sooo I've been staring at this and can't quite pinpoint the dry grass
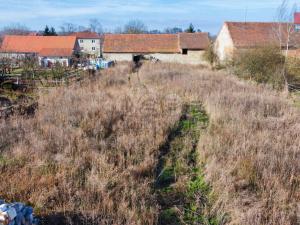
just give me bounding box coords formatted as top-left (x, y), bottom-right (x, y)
top-left (0, 64), bottom-right (183, 224)
top-left (0, 62), bottom-right (299, 225)
top-left (140, 63), bottom-right (300, 225)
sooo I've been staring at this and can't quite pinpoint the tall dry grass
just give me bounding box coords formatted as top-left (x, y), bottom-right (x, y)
top-left (140, 62), bottom-right (300, 225)
top-left (0, 64), bottom-right (183, 224)
top-left (0, 62), bottom-right (299, 225)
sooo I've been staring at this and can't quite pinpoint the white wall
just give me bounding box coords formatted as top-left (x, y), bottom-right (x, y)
top-left (39, 57), bottom-right (70, 67)
top-left (103, 53), bottom-right (133, 62)
top-left (152, 51), bottom-right (207, 65)
top-left (104, 50), bottom-right (208, 65)
top-left (214, 23), bottom-right (235, 62)
top-left (78, 38), bottom-right (101, 56)
top-left (0, 52), bottom-right (30, 59)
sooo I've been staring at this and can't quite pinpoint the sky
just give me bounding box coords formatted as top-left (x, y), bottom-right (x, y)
top-left (0, 0), bottom-right (298, 34)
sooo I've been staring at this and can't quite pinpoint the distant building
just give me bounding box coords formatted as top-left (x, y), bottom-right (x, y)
top-left (215, 14), bottom-right (300, 62)
top-left (103, 33), bottom-right (210, 65)
top-left (0, 35), bottom-right (79, 67)
top-left (71, 31), bottom-right (101, 57)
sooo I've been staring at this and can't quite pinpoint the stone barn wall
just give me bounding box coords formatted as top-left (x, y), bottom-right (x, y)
top-left (104, 50), bottom-right (208, 65)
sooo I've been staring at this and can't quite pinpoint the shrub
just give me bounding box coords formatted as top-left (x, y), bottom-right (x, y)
top-left (232, 45), bottom-right (285, 89)
top-left (203, 42), bottom-right (219, 68)
top-left (286, 56), bottom-right (300, 84)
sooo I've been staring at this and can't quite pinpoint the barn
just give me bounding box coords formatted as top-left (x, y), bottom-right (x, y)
top-left (215, 17), bottom-right (300, 62)
top-left (103, 33), bottom-right (210, 65)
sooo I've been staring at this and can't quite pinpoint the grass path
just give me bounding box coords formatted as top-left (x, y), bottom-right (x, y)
top-left (155, 103), bottom-right (218, 225)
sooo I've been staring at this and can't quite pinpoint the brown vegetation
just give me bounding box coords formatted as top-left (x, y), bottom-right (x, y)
top-left (0, 62), bottom-right (299, 225)
top-left (232, 45), bottom-right (300, 90)
top-left (140, 63), bottom-right (300, 224)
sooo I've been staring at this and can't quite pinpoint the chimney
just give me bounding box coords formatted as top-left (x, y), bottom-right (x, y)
top-left (294, 12), bottom-right (300, 31)
top-left (295, 12), bottom-right (300, 24)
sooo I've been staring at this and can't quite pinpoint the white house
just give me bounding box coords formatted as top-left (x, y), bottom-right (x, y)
top-left (71, 32), bottom-right (101, 57)
top-left (0, 35), bottom-right (79, 67)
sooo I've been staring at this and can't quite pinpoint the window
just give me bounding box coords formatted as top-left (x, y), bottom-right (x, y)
top-left (80, 40), bottom-right (84, 43)
top-left (92, 47), bottom-right (96, 51)
top-left (92, 40), bottom-right (95, 43)
top-left (182, 49), bottom-right (188, 55)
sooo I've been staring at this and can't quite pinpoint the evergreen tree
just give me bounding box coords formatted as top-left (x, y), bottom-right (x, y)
top-left (185, 23), bottom-right (195, 33)
top-left (43, 25), bottom-right (50, 36)
top-left (43, 25), bottom-right (57, 36)
top-left (50, 27), bottom-right (57, 36)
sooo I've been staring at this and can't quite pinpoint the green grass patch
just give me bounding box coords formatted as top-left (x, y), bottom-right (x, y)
top-left (156, 167), bottom-right (176, 188)
top-left (155, 104), bottom-right (218, 225)
top-left (158, 208), bottom-right (181, 225)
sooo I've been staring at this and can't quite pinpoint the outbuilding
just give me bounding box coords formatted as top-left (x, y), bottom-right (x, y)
top-left (215, 17), bottom-right (300, 62)
top-left (0, 35), bottom-right (79, 67)
top-left (103, 33), bottom-right (210, 65)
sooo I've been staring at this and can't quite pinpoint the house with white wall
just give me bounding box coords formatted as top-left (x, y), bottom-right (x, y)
top-left (71, 31), bottom-right (101, 57)
top-left (0, 35), bottom-right (79, 67)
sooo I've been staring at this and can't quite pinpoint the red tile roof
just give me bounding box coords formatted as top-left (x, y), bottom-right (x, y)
top-left (103, 33), bottom-right (209, 53)
top-left (104, 34), bottom-right (180, 53)
top-left (0, 35), bottom-right (77, 57)
top-left (71, 31), bottom-right (100, 39)
top-left (39, 48), bottom-right (74, 57)
top-left (226, 22), bottom-right (300, 48)
top-left (179, 33), bottom-right (210, 49)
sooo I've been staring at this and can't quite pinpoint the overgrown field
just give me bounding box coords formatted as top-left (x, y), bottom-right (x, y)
top-left (0, 63), bottom-right (299, 225)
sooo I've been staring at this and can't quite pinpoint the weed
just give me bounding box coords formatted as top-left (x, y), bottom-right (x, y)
top-left (158, 208), bottom-right (181, 225)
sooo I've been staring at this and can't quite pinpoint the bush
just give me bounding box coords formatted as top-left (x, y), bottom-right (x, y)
top-left (286, 56), bottom-right (300, 84)
top-left (232, 46), bottom-right (285, 89)
top-left (203, 42), bottom-right (219, 68)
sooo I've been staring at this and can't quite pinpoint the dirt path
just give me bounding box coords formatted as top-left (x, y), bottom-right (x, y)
top-left (155, 103), bottom-right (218, 225)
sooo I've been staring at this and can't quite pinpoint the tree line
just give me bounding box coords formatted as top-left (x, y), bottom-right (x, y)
top-left (0, 19), bottom-right (200, 38)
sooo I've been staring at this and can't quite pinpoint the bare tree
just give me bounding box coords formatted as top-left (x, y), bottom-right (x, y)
top-left (89, 19), bottom-right (103, 34)
top-left (274, 0), bottom-right (297, 92)
top-left (0, 58), bottom-right (12, 75)
top-left (114, 26), bottom-right (123, 34)
top-left (1, 23), bottom-right (30, 35)
top-left (78, 26), bottom-right (88, 32)
top-left (51, 62), bottom-right (66, 80)
top-left (164, 27), bottom-right (183, 34)
top-left (60, 23), bottom-right (78, 35)
top-left (124, 20), bottom-right (147, 34)
top-left (22, 55), bottom-right (39, 79)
